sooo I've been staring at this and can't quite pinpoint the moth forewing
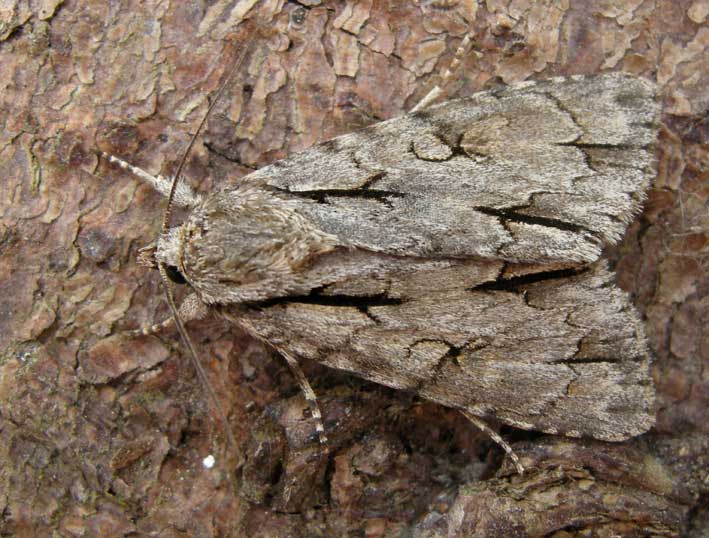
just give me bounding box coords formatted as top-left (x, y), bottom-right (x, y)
top-left (157, 73), bottom-right (658, 457)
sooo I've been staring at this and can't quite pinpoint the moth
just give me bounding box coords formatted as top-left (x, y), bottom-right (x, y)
top-left (109, 70), bottom-right (659, 473)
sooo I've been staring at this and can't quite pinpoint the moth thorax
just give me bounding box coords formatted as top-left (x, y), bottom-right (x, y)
top-left (178, 189), bottom-right (338, 297)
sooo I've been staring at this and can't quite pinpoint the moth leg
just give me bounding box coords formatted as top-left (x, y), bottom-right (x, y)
top-left (130, 292), bottom-right (209, 336)
top-left (279, 350), bottom-right (329, 448)
top-left (411, 31), bottom-right (477, 113)
top-left (461, 411), bottom-right (525, 475)
top-left (101, 152), bottom-right (202, 208)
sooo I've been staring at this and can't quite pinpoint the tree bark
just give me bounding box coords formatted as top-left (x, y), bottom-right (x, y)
top-left (0, 1), bottom-right (706, 536)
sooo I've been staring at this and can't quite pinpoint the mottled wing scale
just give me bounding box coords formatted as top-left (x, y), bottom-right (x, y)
top-left (215, 73), bottom-right (659, 440)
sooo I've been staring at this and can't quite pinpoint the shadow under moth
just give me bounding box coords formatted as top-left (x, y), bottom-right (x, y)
top-left (111, 71), bottom-right (659, 473)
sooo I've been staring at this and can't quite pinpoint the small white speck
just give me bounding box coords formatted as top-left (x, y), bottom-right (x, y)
top-left (202, 455), bottom-right (215, 469)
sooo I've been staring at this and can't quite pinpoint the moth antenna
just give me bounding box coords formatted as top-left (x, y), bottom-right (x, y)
top-left (157, 27), bottom-right (253, 458)
top-left (411, 28), bottom-right (477, 112)
top-left (129, 293), bottom-right (208, 337)
top-left (161, 40), bottom-right (250, 232)
top-left (279, 350), bottom-right (328, 448)
top-left (461, 411), bottom-right (525, 475)
top-left (159, 266), bottom-right (237, 452)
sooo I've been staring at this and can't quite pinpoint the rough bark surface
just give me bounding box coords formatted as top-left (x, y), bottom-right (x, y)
top-left (0, 1), bottom-right (706, 537)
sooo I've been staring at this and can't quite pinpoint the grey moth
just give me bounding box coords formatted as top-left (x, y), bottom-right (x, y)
top-left (116, 72), bottom-right (659, 470)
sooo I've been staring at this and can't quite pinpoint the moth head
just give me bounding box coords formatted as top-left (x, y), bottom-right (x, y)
top-left (138, 235), bottom-right (188, 286)
top-left (137, 242), bottom-right (158, 269)
top-left (152, 225), bottom-right (189, 282)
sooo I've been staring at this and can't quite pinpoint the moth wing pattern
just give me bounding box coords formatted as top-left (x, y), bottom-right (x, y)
top-left (249, 72), bottom-right (658, 261)
top-left (230, 260), bottom-right (654, 441)
top-left (186, 73), bottom-right (658, 441)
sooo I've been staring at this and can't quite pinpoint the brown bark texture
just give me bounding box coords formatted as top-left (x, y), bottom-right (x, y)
top-left (0, 1), bottom-right (707, 537)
